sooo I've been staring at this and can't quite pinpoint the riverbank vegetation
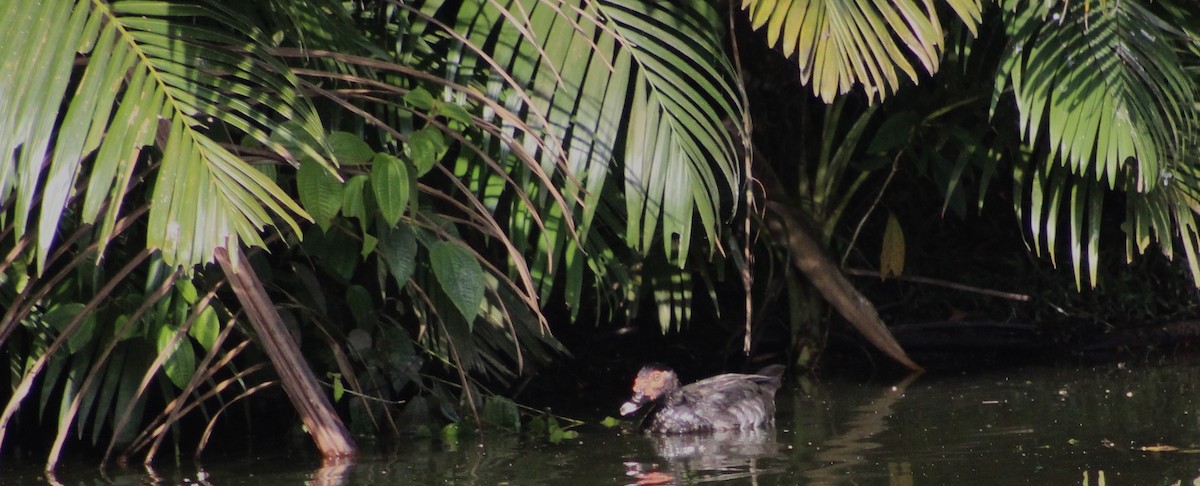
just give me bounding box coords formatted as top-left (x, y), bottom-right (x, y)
top-left (4, 0), bottom-right (1200, 468)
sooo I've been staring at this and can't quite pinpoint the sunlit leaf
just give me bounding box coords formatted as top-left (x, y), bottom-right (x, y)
top-left (157, 324), bottom-right (196, 389)
top-left (332, 374), bottom-right (345, 402)
top-left (880, 213), bottom-right (905, 279)
top-left (1, 0), bottom-right (332, 272)
top-left (188, 306), bottom-right (220, 352)
top-left (742, 0), bottom-right (983, 103)
top-left (996, 2), bottom-right (1194, 191)
top-left (174, 280), bottom-right (199, 305)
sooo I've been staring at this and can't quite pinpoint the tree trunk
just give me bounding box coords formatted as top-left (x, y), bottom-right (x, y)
top-left (215, 247), bottom-right (357, 458)
top-left (754, 159), bottom-right (922, 371)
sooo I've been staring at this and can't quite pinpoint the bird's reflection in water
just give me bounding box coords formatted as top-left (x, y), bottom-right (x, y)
top-left (625, 428), bottom-right (781, 485)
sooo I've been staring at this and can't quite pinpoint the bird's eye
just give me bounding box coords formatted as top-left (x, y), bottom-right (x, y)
top-left (650, 371), bottom-right (663, 382)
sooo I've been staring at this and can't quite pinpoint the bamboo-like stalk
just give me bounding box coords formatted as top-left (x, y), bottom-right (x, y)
top-left (215, 247), bottom-right (357, 458)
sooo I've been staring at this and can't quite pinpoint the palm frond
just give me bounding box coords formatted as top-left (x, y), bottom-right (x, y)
top-left (403, 0), bottom-right (745, 267)
top-left (997, 1), bottom-right (1200, 286)
top-left (995, 1), bottom-right (1195, 191)
top-left (742, 0), bottom-right (984, 103)
top-left (0, 0), bottom-right (333, 273)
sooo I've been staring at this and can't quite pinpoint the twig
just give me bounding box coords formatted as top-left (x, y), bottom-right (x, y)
top-left (842, 151), bottom-right (902, 267)
top-left (843, 268), bottom-right (1031, 301)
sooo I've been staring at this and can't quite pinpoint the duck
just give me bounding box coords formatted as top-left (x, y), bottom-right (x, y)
top-left (619, 364), bottom-right (785, 434)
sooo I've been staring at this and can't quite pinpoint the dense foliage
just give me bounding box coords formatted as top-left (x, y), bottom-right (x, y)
top-left (3, 0), bottom-right (1200, 468)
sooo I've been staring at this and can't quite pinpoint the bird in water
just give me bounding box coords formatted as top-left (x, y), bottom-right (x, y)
top-left (619, 364), bottom-right (785, 434)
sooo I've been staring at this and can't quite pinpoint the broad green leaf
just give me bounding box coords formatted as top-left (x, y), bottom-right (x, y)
top-left (379, 223), bottom-right (418, 287)
top-left (867, 111), bottom-right (920, 155)
top-left (43, 303), bottom-right (92, 354)
top-left (371, 153), bottom-right (411, 227)
top-left (407, 127), bottom-right (445, 177)
top-left (297, 158), bottom-right (344, 230)
top-left (157, 324), bottom-right (196, 389)
top-left (332, 374), bottom-right (345, 402)
top-left (174, 279), bottom-right (198, 305)
top-left (328, 131), bottom-right (374, 165)
top-left (441, 423), bottom-right (459, 444)
top-left (342, 174), bottom-right (369, 224)
top-left (188, 306), bottom-right (220, 352)
top-left (361, 233), bottom-right (378, 259)
top-left (404, 88), bottom-right (434, 110)
top-left (346, 285), bottom-right (375, 330)
top-left (303, 226), bottom-right (359, 280)
top-left (482, 396), bottom-right (520, 431)
top-left (429, 241), bottom-right (485, 324)
top-left (435, 102), bottom-right (472, 126)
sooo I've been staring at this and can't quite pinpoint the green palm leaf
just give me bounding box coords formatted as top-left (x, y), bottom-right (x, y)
top-left (997, 1), bottom-right (1200, 286)
top-left (384, 0), bottom-right (746, 328)
top-left (996, 1), bottom-right (1194, 190)
top-left (0, 0), bottom-right (332, 272)
top-left (408, 0), bottom-right (744, 266)
top-left (742, 0), bottom-right (983, 102)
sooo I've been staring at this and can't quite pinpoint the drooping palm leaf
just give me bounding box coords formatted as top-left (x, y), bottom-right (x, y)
top-left (995, 1), bottom-right (1194, 191)
top-left (377, 0), bottom-right (746, 332)
top-left (403, 0), bottom-right (745, 268)
top-left (996, 1), bottom-right (1200, 286)
top-left (742, 0), bottom-right (984, 103)
top-left (0, 0), bottom-right (334, 273)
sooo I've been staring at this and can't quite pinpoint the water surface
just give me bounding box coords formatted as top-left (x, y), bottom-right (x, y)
top-left (8, 357), bottom-right (1200, 484)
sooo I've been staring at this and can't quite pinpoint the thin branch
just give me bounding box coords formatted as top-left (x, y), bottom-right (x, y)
top-left (842, 267), bottom-right (1032, 302)
top-left (841, 151), bottom-right (902, 267)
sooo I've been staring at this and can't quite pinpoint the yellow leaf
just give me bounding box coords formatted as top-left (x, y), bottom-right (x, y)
top-left (880, 213), bottom-right (905, 279)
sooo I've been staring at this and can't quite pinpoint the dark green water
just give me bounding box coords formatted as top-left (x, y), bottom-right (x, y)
top-left (7, 358), bottom-right (1200, 484)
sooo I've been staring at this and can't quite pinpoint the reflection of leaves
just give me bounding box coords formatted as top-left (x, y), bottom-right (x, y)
top-left (600, 416), bottom-right (622, 428)
top-left (528, 416), bottom-right (547, 435)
